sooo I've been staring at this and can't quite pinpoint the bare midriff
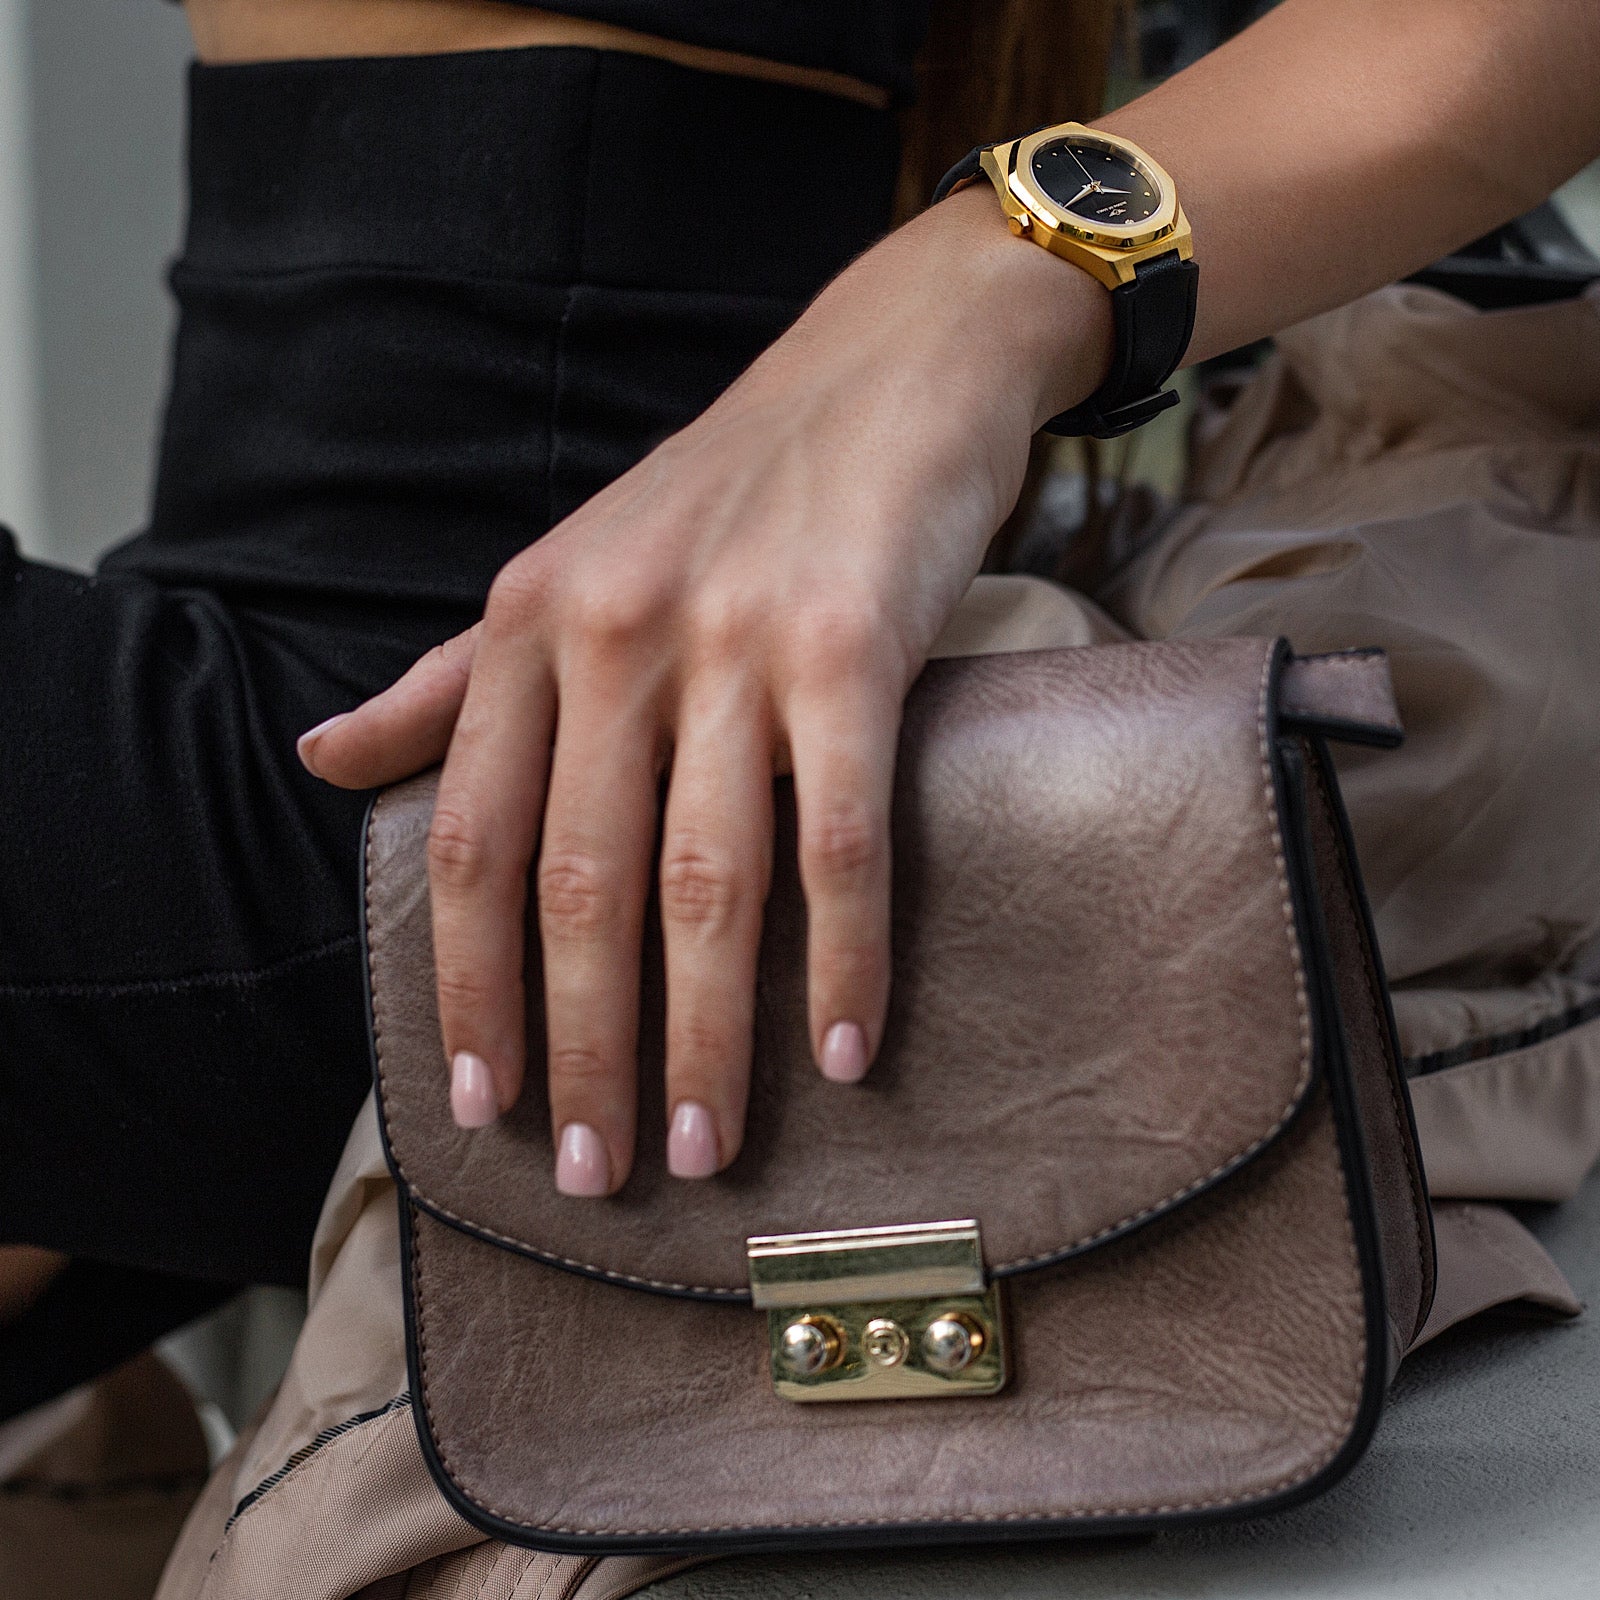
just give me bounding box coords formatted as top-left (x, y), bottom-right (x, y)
top-left (182, 0), bottom-right (891, 107)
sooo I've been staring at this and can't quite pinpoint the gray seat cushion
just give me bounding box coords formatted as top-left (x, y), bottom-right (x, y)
top-left (647, 1172), bottom-right (1597, 1600)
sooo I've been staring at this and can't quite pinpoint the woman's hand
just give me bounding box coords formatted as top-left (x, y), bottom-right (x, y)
top-left (299, 187), bottom-right (1109, 1194)
top-left (299, 0), bottom-right (1600, 1195)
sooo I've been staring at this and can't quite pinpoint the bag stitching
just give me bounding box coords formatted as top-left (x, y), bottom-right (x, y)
top-left (407, 1115), bottom-right (1370, 1535)
top-left (397, 641), bottom-right (1369, 1538)
top-left (1279, 651), bottom-right (1399, 730)
top-left (373, 642), bottom-right (1321, 1294)
top-left (994, 644), bottom-right (1313, 1273)
top-left (403, 1196), bottom-right (745, 1298)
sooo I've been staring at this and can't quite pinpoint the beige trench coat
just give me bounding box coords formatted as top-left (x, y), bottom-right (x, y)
top-left (153, 283), bottom-right (1600, 1599)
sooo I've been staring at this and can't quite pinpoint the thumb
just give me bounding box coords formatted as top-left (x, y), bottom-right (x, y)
top-left (298, 624), bottom-right (480, 789)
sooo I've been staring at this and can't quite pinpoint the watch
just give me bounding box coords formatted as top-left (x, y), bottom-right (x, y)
top-left (934, 123), bottom-right (1197, 440)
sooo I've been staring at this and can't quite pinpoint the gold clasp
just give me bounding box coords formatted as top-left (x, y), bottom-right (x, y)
top-left (746, 1220), bottom-right (1007, 1403)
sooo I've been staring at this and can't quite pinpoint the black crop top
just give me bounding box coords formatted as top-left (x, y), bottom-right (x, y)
top-left (528, 2), bottom-right (932, 99)
top-left (179, 2), bottom-right (935, 103)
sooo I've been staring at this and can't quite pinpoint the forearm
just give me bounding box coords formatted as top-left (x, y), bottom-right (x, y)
top-left (308, 1), bottom-right (1600, 1189)
top-left (866, 0), bottom-right (1600, 432)
top-left (1101, 0), bottom-right (1600, 366)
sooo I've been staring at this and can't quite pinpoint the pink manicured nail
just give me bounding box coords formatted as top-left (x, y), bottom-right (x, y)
top-left (449, 1051), bottom-right (499, 1128)
top-left (296, 712), bottom-right (348, 765)
top-left (820, 1021), bottom-right (868, 1083)
top-left (556, 1123), bottom-right (611, 1197)
top-left (667, 1101), bottom-right (720, 1180)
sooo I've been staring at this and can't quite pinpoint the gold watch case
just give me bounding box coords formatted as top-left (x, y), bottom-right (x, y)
top-left (977, 122), bottom-right (1192, 289)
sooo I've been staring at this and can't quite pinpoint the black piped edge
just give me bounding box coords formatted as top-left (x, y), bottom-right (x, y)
top-left (1293, 733), bottom-right (1437, 1343)
top-left (403, 1187), bottom-right (751, 1304)
top-left (370, 639), bottom-right (1402, 1557)
top-left (1280, 711), bottom-right (1404, 751)
top-left (363, 663), bottom-right (1330, 1305)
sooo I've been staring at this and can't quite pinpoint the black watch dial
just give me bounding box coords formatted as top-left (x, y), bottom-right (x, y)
top-left (1030, 138), bottom-right (1162, 227)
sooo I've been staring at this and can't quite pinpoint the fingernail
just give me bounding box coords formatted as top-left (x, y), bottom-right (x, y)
top-left (450, 1051), bottom-right (499, 1128)
top-left (667, 1100), bottom-right (720, 1180)
top-left (820, 1021), bottom-right (868, 1083)
top-left (296, 712), bottom-right (348, 765)
top-left (556, 1123), bottom-right (611, 1197)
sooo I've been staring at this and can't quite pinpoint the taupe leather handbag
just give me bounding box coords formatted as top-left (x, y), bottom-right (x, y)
top-left (363, 637), bottom-right (1434, 1556)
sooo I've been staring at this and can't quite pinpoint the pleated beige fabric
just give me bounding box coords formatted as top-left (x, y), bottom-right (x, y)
top-left (1105, 281), bottom-right (1600, 1329)
top-left (154, 1105), bottom-right (709, 1600)
top-left (157, 282), bottom-right (1598, 1599)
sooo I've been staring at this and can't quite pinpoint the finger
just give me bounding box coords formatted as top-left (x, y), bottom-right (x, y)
top-left (299, 624), bottom-right (480, 788)
top-left (539, 685), bottom-right (662, 1198)
top-left (658, 677), bottom-right (773, 1179)
top-left (427, 619), bottom-right (552, 1126)
top-left (785, 674), bottom-right (899, 1084)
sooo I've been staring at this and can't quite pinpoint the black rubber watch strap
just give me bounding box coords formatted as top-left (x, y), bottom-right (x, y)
top-left (932, 143), bottom-right (1198, 440)
top-left (1042, 250), bottom-right (1199, 439)
top-left (931, 146), bottom-right (986, 203)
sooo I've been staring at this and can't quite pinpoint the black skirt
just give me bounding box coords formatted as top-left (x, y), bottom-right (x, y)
top-left (0, 44), bottom-right (898, 1416)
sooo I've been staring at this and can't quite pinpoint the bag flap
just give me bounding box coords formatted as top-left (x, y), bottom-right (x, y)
top-left (367, 637), bottom-right (1332, 1298)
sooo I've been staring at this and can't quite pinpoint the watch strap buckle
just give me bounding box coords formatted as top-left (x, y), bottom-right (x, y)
top-left (1043, 384), bottom-right (1181, 440)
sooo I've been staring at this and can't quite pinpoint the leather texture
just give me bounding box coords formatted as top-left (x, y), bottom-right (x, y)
top-left (1279, 650), bottom-right (1404, 747)
top-left (1288, 738), bottom-right (1435, 1368)
top-left (363, 638), bottom-right (1430, 1552)
top-left (637, 1170), bottom-right (1600, 1600)
top-left (379, 640), bottom-right (1314, 1294)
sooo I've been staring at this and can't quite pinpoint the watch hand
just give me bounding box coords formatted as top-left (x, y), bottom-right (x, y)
top-left (1097, 187), bottom-right (1132, 195)
top-left (1066, 145), bottom-right (1095, 185)
top-left (1065, 182), bottom-right (1096, 207)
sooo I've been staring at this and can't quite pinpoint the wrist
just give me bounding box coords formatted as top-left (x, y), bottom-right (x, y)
top-left (754, 183), bottom-right (1114, 441)
top-left (908, 183), bottom-right (1115, 432)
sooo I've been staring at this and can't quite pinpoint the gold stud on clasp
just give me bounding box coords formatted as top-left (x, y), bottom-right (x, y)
top-left (921, 1311), bottom-right (986, 1373)
top-left (746, 1220), bottom-right (1008, 1403)
top-left (776, 1314), bottom-right (844, 1378)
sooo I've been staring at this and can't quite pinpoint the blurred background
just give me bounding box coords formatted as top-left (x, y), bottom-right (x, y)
top-left (0, 0), bottom-right (303, 1450)
top-left (0, 0), bottom-right (189, 569)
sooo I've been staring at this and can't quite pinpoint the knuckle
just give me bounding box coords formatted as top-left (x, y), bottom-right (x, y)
top-left (659, 842), bottom-right (743, 932)
top-left (669, 1013), bottom-right (738, 1071)
top-left (687, 588), bottom-right (760, 662)
top-left (537, 849), bottom-right (620, 938)
top-left (811, 934), bottom-right (886, 991)
top-left (546, 1043), bottom-right (617, 1092)
top-left (791, 602), bottom-right (888, 687)
top-left (435, 963), bottom-right (498, 1017)
top-left (802, 800), bottom-right (884, 883)
top-left (484, 559), bottom-right (553, 634)
top-left (428, 805), bottom-right (496, 889)
top-left (431, 626), bottom-right (478, 682)
top-left (571, 576), bottom-right (670, 656)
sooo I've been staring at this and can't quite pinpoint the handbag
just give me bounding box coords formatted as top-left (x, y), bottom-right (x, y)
top-left (362, 636), bottom-right (1434, 1556)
